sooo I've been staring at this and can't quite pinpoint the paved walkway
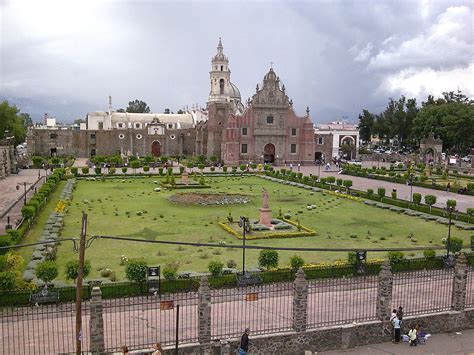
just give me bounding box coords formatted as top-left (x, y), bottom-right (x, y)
top-left (319, 328), bottom-right (474, 354)
top-left (0, 169), bottom-right (45, 234)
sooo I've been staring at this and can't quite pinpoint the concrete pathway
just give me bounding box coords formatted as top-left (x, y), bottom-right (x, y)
top-left (0, 169), bottom-right (45, 234)
top-left (318, 328), bottom-right (474, 354)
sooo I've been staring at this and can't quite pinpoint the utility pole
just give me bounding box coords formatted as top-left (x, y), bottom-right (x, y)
top-left (75, 213), bottom-right (87, 355)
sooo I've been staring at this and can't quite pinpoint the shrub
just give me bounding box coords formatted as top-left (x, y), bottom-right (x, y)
top-left (100, 268), bottom-right (112, 277)
top-left (227, 259), bottom-right (237, 268)
top-left (143, 165), bottom-right (150, 172)
top-left (387, 251), bottom-right (404, 264)
top-left (65, 260), bottom-right (91, 283)
top-left (326, 176), bottom-right (336, 184)
top-left (208, 260), bottom-right (224, 276)
top-left (121, 167), bottom-right (128, 173)
top-left (0, 271), bottom-right (16, 291)
top-left (71, 167), bottom-right (78, 176)
top-left (163, 262), bottom-right (179, 280)
top-left (94, 167), bottom-right (102, 175)
top-left (125, 258), bottom-right (148, 283)
top-left (377, 187), bottom-right (386, 199)
top-left (81, 167), bottom-right (89, 175)
top-left (198, 164), bottom-right (205, 171)
top-left (423, 249), bottom-right (436, 259)
top-left (32, 156), bottom-right (44, 168)
top-left (343, 180), bottom-right (353, 190)
top-left (35, 260), bottom-right (59, 285)
top-left (179, 166), bottom-right (185, 174)
top-left (412, 193), bottom-right (422, 205)
top-left (336, 178), bottom-right (343, 186)
top-left (21, 205), bottom-right (35, 219)
top-left (347, 252), bottom-right (357, 265)
top-left (290, 255), bottom-right (304, 269)
top-left (131, 160), bottom-right (140, 172)
top-left (258, 250), bottom-right (279, 269)
top-left (108, 167), bottom-right (116, 175)
top-left (424, 195), bottom-right (437, 213)
top-left (391, 191), bottom-right (397, 199)
top-left (239, 164), bottom-right (246, 171)
top-left (367, 188), bottom-right (373, 196)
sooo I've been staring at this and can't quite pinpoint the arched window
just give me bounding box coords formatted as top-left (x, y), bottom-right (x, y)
top-left (219, 79), bottom-right (225, 95)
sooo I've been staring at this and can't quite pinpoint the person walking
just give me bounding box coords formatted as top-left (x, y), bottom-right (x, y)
top-left (152, 342), bottom-right (163, 355)
top-left (397, 306), bottom-right (404, 321)
top-left (392, 316), bottom-right (401, 343)
top-left (239, 328), bottom-right (250, 354)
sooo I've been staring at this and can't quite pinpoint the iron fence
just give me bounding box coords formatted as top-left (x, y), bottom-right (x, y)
top-left (466, 267), bottom-right (474, 308)
top-left (392, 268), bottom-right (454, 316)
top-left (0, 301), bottom-right (89, 355)
top-left (102, 292), bottom-right (199, 352)
top-left (211, 282), bottom-right (293, 340)
top-left (307, 275), bottom-right (378, 328)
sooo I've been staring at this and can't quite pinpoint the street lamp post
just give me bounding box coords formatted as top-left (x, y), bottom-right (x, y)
top-left (239, 216), bottom-right (250, 275)
top-left (446, 206), bottom-right (453, 259)
top-left (16, 182), bottom-right (28, 205)
top-left (408, 173), bottom-right (414, 203)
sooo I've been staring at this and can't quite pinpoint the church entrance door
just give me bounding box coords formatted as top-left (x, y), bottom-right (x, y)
top-left (263, 143), bottom-right (275, 163)
top-left (151, 141), bottom-right (161, 157)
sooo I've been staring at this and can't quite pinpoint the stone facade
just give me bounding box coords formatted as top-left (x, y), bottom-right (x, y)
top-left (89, 287), bottom-right (105, 353)
top-left (28, 39), bottom-right (359, 163)
top-left (0, 138), bottom-right (17, 179)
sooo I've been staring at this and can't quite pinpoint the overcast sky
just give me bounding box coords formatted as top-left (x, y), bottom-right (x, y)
top-left (1, 0), bottom-right (473, 123)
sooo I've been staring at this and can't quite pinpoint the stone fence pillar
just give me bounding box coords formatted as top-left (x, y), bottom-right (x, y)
top-left (198, 276), bottom-right (212, 346)
top-left (89, 286), bottom-right (105, 354)
top-left (376, 262), bottom-right (393, 335)
top-left (451, 253), bottom-right (469, 311)
top-left (293, 268), bottom-right (308, 332)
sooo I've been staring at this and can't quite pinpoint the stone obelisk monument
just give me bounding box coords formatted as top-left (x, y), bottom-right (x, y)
top-left (259, 188), bottom-right (272, 227)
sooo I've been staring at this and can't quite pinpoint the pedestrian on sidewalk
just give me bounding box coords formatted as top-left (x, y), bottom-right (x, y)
top-left (121, 345), bottom-right (129, 354)
top-left (152, 342), bottom-right (163, 355)
top-left (397, 306), bottom-right (404, 320)
top-left (239, 327), bottom-right (250, 354)
top-left (392, 316), bottom-right (401, 343)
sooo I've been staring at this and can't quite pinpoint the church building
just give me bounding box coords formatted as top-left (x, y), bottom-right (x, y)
top-left (28, 39), bottom-right (358, 164)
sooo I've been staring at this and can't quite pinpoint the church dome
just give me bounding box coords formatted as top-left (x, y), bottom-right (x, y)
top-left (228, 82), bottom-right (241, 100)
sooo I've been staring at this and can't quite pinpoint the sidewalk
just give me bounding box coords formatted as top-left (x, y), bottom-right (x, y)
top-left (318, 329), bottom-right (474, 355)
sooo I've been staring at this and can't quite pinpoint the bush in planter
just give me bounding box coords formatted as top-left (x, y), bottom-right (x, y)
top-left (367, 188), bottom-right (373, 196)
top-left (208, 260), bottom-right (224, 276)
top-left (377, 187), bottom-right (386, 199)
top-left (424, 195), bottom-right (437, 213)
top-left (239, 164), bottom-right (246, 171)
top-left (258, 249), bottom-right (279, 269)
top-left (125, 258), bottom-right (148, 283)
top-left (223, 166), bottom-right (228, 173)
top-left (198, 164), bottom-right (205, 172)
top-left (35, 260), bottom-right (59, 285)
top-left (163, 262), bottom-right (179, 280)
top-left (210, 166), bottom-right (215, 172)
top-left (179, 166), bottom-right (185, 174)
top-left (121, 167), bottom-right (128, 173)
top-left (108, 167), bottom-right (116, 175)
top-left (336, 178), bottom-right (343, 186)
top-left (387, 251), bottom-right (404, 264)
top-left (81, 167), bottom-right (89, 175)
top-left (131, 160), bottom-right (140, 173)
top-left (290, 255), bottom-right (304, 269)
top-left (158, 167), bottom-right (164, 175)
top-left (423, 249), bottom-right (436, 259)
top-left (94, 167), bottom-right (102, 175)
top-left (412, 193), bottom-right (422, 205)
top-left (71, 167), bottom-right (78, 176)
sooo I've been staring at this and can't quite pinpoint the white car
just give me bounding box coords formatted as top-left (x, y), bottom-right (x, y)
top-left (347, 160), bottom-right (362, 166)
top-left (461, 156), bottom-right (471, 163)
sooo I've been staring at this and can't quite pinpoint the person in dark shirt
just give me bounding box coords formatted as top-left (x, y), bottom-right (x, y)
top-left (239, 328), bottom-right (250, 354)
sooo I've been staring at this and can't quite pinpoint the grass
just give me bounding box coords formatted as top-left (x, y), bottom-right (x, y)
top-left (24, 175), bottom-right (473, 282)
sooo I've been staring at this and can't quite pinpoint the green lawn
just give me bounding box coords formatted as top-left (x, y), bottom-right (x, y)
top-left (41, 175), bottom-right (473, 282)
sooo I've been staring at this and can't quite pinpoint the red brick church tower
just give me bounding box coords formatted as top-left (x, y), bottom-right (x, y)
top-left (207, 39), bottom-right (315, 165)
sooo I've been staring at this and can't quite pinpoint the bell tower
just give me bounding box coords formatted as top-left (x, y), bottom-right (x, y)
top-left (209, 38), bottom-right (231, 102)
top-left (206, 38), bottom-right (232, 160)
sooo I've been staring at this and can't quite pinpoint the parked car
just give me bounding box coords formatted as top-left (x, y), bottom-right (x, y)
top-left (461, 156), bottom-right (471, 163)
top-left (347, 159), bottom-right (362, 166)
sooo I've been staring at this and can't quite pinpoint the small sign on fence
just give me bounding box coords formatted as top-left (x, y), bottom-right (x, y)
top-left (147, 266), bottom-right (161, 297)
top-left (148, 266), bottom-right (160, 277)
top-left (245, 293), bottom-right (259, 302)
top-left (160, 300), bottom-right (175, 310)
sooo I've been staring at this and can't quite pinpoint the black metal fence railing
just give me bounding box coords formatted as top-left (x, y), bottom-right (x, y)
top-left (102, 292), bottom-right (199, 351)
top-left (0, 301), bottom-right (89, 355)
top-left (466, 268), bottom-right (474, 309)
top-left (392, 268), bottom-right (454, 316)
top-left (307, 275), bottom-right (378, 328)
top-left (211, 282), bottom-right (293, 340)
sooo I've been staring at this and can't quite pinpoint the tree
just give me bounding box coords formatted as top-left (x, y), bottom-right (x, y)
top-left (35, 261), bottom-right (59, 285)
top-left (446, 237), bottom-right (463, 253)
top-left (65, 260), bottom-right (91, 283)
top-left (412, 193), bottom-right (422, 205)
top-left (424, 195), bottom-right (437, 214)
top-left (0, 101), bottom-right (28, 145)
top-left (126, 100), bottom-right (151, 113)
top-left (208, 260), bottom-right (224, 276)
top-left (358, 109), bottom-right (375, 143)
top-left (377, 187), bottom-right (386, 199)
top-left (290, 255), bottom-right (304, 269)
top-left (73, 118), bottom-right (86, 125)
top-left (447, 199), bottom-right (457, 209)
top-left (19, 113), bottom-right (33, 127)
top-left (258, 249), bottom-right (279, 269)
top-left (116, 108), bottom-right (125, 113)
top-left (131, 160), bottom-right (140, 174)
top-left (125, 258), bottom-right (148, 283)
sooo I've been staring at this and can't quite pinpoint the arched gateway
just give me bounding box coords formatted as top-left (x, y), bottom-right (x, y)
top-left (151, 141), bottom-right (161, 157)
top-left (263, 143), bottom-right (275, 163)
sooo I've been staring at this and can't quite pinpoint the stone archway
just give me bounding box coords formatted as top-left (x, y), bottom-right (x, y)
top-left (263, 143), bottom-right (275, 163)
top-left (151, 141), bottom-right (161, 157)
top-left (314, 152), bottom-right (325, 164)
